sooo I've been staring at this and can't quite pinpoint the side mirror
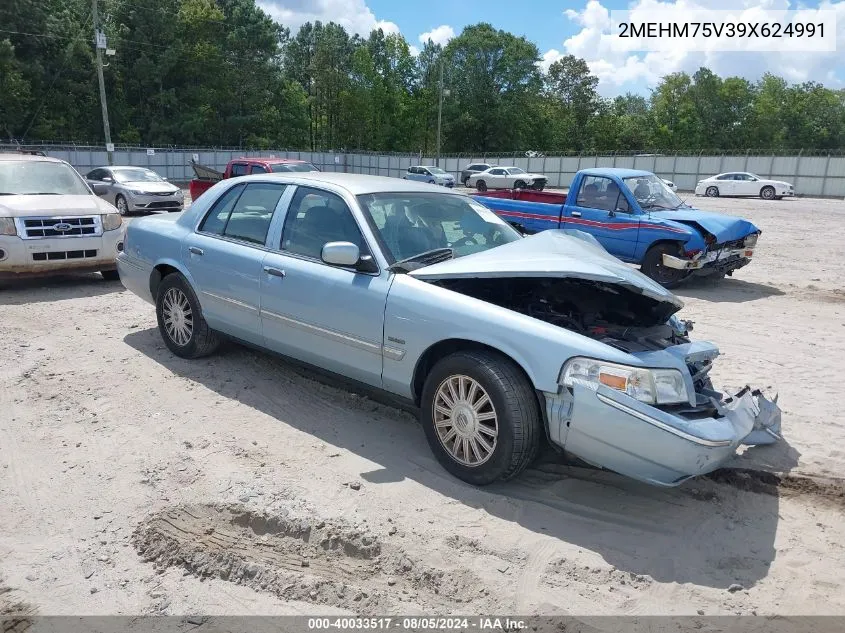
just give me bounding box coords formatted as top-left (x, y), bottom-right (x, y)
top-left (321, 241), bottom-right (361, 267)
top-left (101, 176), bottom-right (113, 183)
top-left (161, 176), bottom-right (169, 181)
top-left (91, 183), bottom-right (108, 196)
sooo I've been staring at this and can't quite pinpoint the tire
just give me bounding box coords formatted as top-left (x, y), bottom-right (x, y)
top-left (514, 180), bottom-right (526, 189)
top-left (420, 350), bottom-right (542, 485)
top-left (760, 186), bottom-right (775, 200)
top-left (533, 183), bottom-right (545, 191)
top-left (705, 186), bottom-right (719, 197)
top-left (462, 176), bottom-right (470, 187)
top-left (640, 243), bottom-right (690, 289)
top-left (155, 273), bottom-right (220, 359)
top-left (476, 180), bottom-right (487, 192)
top-left (115, 194), bottom-right (129, 215)
top-left (100, 269), bottom-right (120, 281)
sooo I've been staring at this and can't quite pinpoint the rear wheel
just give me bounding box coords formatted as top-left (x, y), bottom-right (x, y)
top-left (705, 186), bottom-right (719, 197)
top-left (155, 273), bottom-right (220, 358)
top-left (760, 186), bottom-right (775, 200)
top-left (640, 243), bottom-right (690, 288)
top-left (476, 180), bottom-right (487, 192)
top-left (420, 350), bottom-right (541, 485)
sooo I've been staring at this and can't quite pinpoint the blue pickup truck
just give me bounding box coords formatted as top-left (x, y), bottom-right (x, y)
top-left (474, 168), bottom-right (761, 287)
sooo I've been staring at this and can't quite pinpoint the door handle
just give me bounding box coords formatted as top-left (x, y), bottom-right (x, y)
top-left (263, 266), bottom-right (286, 278)
top-left (571, 211), bottom-right (582, 217)
top-left (188, 246), bottom-right (204, 255)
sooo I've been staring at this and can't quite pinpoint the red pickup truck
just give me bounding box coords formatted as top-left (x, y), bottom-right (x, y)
top-left (189, 157), bottom-right (320, 200)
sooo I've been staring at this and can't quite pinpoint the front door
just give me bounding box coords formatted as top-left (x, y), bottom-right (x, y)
top-left (562, 174), bottom-right (639, 260)
top-left (259, 185), bottom-right (390, 388)
top-left (183, 181), bottom-right (287, 344)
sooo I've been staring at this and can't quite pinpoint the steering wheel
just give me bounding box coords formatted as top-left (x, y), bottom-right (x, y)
top-left (451, 236), bottom-right (478, 248)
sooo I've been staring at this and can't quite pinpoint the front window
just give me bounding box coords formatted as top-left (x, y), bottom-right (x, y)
top-left (357, 192), bottom-right (521, 263)
top-left (622, 174), bottom-right (683, 210)
top-left (0, 160), bottom-right (91, 195)
top-left (507, 167), bottom-right (525, 174)
top-left (427, 167), bottom-right (446, 175)
top-left (112, 168), bottom-right (164, 183)
top-left (270, 162), bottom-right (319, 173)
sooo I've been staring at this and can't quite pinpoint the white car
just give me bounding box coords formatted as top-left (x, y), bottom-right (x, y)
top-left (695, 172), bottom-right (794, 200)
top-left (661, 178), bottom-right (678, 192)
top-left (0, 153), bottom-right (125, 280)
top-left (466, 166), bottom-right (547, 191)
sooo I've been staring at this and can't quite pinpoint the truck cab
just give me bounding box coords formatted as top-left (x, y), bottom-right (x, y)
top-left (189, 158), bottom-right (319, 201)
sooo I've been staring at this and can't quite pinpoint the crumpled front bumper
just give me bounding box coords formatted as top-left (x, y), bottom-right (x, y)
top-left (544, 382), bottom-right (782, 487)
top-left (662, 246), bottom-right (754, 276)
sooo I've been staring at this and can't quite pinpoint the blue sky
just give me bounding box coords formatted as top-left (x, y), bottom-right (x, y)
top-left (258, 0), bottom-right (844, 96)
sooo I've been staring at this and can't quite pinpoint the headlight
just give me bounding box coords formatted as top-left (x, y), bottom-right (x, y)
top-left (560, 357), bottom-right (689, 405)
top-left (102, 213), bottom-right (122, 231)
top-left (0, 217), bottom-right (16, 236)
top-left (129, 189), bottom-right (145, 195)
top-left (175, 189), bottom-right (184, 197)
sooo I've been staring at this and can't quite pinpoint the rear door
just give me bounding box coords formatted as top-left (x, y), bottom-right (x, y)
top-left (562, 175), bottom-right (639, 260)
top-left (183, 182), bottom-right (287, 344)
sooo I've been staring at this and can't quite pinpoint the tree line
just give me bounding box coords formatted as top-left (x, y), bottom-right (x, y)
top-left (2, 0), bottom-right (844, 153)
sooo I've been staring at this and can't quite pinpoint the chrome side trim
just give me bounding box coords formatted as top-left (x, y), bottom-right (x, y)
top-left (200, 290), bottom-right (258, 313)
top-left (261, 309), bottom-right (382, 355)
top-left (382, 345), bottom-right (405, 361)
top-left (595, 392), bottom-right (733, 447)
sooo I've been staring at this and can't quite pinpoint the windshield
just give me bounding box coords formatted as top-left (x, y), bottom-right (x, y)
top-left (356, 192), bottom-right (522, 263)
top-left (113, 168), bottom-right (163, 183)
top-left (0, 160), bottom-right (91, 195)
top-left (427, 167), bottom-right (446, 174)
top-left (622, 174), bottom-right (683, 210)
top-left (271, 162), bottom-right (319, 173)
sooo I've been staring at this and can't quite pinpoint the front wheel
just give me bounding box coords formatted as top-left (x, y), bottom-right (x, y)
top-left (760, 186), bottom-right (775, 200)
top-left (420, 350), bottom-right (541, 485)
top-left (100, 269), bottom-right (120, 281)
top-left (705, 186), bottom-right (719, 197)
top-left (640, 243), bottom-right (690, 289)
top-left (476, 180), bottom-right (487, 192)
top-left (514, 180), bottom-right (526, 189)
top-left (115, 194), bottom-right (129, 215)
top-left (155, 273), bottom-right (220, 358)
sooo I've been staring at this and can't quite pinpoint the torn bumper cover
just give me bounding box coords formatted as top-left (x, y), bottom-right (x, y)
top-left (662, 246), bottom-right (754, 275)
top-left (545, 382), bottom-right (782, 487)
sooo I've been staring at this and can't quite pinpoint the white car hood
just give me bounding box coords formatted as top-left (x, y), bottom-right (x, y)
top-left (122, 181), bottom-right (181, 194)
top-left (0, 194), bottom-right (116, 218)
top-left (410, 229), bottom-right (683, 308)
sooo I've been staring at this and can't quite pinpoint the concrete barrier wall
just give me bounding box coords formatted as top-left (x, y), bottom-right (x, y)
top-left (4, 145), bottom-right (844, 197)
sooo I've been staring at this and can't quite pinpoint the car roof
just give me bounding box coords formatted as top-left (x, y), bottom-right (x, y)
top-left (232, 172), bottom-right (467, 196)
top-left (0, 153), bottom-right (63, 163)
top-left (236, 157), bottom-right (311, 165)
top-left (580, 168), bottom-right (653, 178)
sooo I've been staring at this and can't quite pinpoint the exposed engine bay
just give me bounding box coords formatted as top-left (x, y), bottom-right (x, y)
top-left (434, 276), bottom-right (691, 354)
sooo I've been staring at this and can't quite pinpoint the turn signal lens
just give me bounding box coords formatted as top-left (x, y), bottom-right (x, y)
top-left (0, 217), bottom-right (16, 236)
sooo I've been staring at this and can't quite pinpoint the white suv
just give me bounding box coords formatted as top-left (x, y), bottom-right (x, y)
top-left (0, 153), bottom-right (125, 280)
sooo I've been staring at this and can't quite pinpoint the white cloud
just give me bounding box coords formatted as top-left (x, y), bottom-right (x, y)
top-left (409, 45), bottom-right (421, 57)
top-left (258, 0), bottom-right (399, 37)
top-left (539, 48), bottom-right (564, 73)
top-left (561, 0), bottom-right (845, 96)
top-left (418, 24), bottom-right (455, 47)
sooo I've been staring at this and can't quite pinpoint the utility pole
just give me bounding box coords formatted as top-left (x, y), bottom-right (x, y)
top-left (435, 57), bottom-right (444, 167)
top-left (92, 0), bottom-right (113, 165)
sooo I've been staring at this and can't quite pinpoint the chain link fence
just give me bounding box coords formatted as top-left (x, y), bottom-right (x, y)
top-left (3, 143), bottom-right (844, 197)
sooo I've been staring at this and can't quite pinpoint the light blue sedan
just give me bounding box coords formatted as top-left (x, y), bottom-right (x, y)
top-left (403, 165), bottom-right (455, 187)
top-left (117, 173), bottom-right (781, 487)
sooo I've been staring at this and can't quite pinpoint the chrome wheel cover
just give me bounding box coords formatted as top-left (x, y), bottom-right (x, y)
top-left (433, 375), bottom-right (498, 467)
top-left (162, 287), bottom-right (193, 346)
top-left (117, 197), bottom-right (128, 214)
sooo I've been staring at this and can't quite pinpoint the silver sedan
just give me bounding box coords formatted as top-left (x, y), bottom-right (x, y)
top-left (86, 166), bottom-right (184, 215)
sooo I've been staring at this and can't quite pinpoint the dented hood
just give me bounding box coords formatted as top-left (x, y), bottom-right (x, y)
top-left (410, 230), bottom-right (684, 309)
top-left (650, 208), bottom-right (759, 243)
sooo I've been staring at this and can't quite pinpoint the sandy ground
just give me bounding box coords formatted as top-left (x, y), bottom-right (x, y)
top-left (1, 192), bottom-right (844, 618)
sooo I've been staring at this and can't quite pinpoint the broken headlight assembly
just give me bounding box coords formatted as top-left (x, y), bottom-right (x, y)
top-left (744, 233), bottom-right (759, 247)
top-left (561, 357), bottom-right (689, 405)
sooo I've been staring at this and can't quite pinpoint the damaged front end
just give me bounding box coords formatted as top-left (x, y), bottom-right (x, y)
top-left (427, 272), bottom-right (781, 486)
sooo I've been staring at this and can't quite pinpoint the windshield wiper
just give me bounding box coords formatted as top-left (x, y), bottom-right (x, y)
top-left (18, 192), bottom-right (62, 195)
top-left (389, 247), bottom-right (454, 273)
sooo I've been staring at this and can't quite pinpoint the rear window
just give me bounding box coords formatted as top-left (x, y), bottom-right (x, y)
top-left (270, 162), bottom-right (319, 173)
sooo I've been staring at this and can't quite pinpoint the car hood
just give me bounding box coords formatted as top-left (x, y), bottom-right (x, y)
top-left (433, 173), bottom-right (454, 180)
top-left (409, 229), bottom-right (683, 308)
top-left (649, 207), bottom-right (759, 243)
top-left (0, 194), bottom-right (115, 217)
top-left (121, 181), bottom-right (180, 194)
